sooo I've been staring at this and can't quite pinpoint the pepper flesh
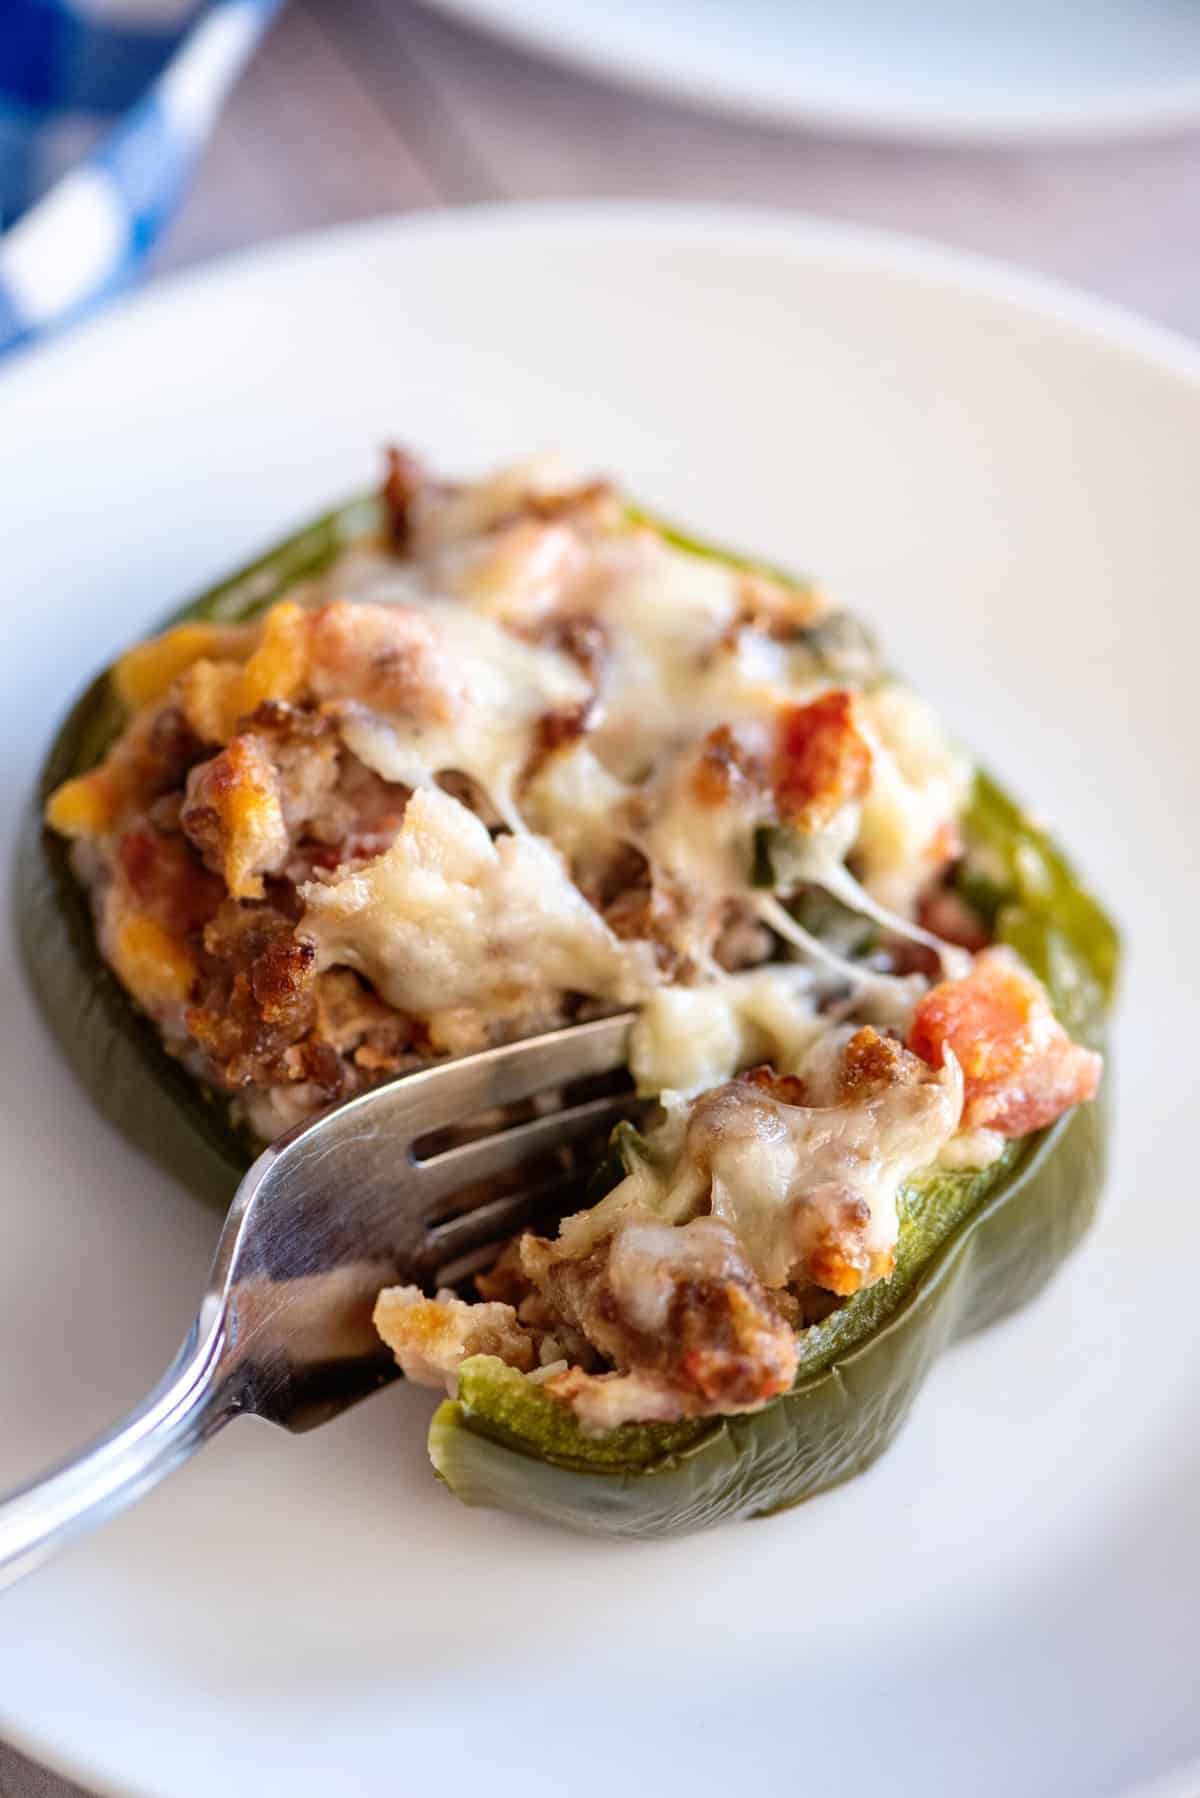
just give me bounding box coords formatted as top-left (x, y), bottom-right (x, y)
top-left (17, 492), bottom-right (1118, 1537)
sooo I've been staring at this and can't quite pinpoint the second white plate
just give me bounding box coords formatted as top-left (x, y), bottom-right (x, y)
top-left (421, 0), bottom-right (1200, 141)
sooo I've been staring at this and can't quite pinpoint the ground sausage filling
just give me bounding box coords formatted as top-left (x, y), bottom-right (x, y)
top-left (47, 451), bottom-right (1103, 1432)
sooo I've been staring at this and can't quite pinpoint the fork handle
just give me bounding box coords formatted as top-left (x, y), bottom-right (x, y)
top-left (0, 1308), bottom-right (238, 1589)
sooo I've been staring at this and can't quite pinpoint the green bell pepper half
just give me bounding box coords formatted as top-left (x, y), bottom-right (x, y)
top-left (16, 495), bottom-right (383, 1210)
top-left (16, 493), bottom-right (1118, 1537)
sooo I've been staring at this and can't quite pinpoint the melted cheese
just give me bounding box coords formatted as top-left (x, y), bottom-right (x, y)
top-left (310, 501), bottom-right (970, 1059)
top-left (631, 729), bottom-right (769, 900)
top-left (337, 603), bottom-right (588, 829)
top-left (295, 478), bottom-right (970, 1007)
top-left (447, 519), bottom-right (585, 627)
top-left (855, 685), bottom-right (972, 913)
top-left (565, 1056), bottom-right (962, 1292)
top-left (522, 741), bottom-right (631, 864)
top-left (628, 968), bottom-right (824, 1098)
top-left (412, 454), bottom-right (579, 552)
top-left (814, 859), bottom-right (970, 979)
top-left (627, 959), bottom-right (931, 1103)
top-left (582, 537), bottom-right (805, 776)
top-left (755, 895), bottom-right (909, 1001)
top-left (763, 797), bottom-right (968, 977)
top-left (300, 785), bottom-right (657, 1035)
top-left (696, 1062), bottom-right (962, 1287)
top-left (938, 1128), bottom-right (1006, 1171)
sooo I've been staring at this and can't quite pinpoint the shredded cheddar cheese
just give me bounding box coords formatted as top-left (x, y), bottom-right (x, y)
top-left (111, 915), bottom-right (196, 1007)
top-left (114, 621), bottom-right (252, 710)
top-left (236, 602), bottom-right (310, 718)
top-left (45, 770), bottom-right (114, 838)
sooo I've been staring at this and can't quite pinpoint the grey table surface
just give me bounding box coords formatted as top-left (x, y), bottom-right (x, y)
top-left (4, 2), bottom-right (1200, 1792)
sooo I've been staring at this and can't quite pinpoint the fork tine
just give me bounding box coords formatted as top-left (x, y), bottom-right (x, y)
top-left (418, 1092), bottom-right (636, 1210)
top-left (370, 1013), bottom-right (633, 1141)
top-left (195, 1013), bottom-right (642, 1427)
top-left (425, 1170), bottom-right (581, 1275)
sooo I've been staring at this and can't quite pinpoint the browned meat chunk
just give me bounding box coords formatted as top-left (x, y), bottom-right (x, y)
top-left (521, 1214), bottom-right (798, 1431)
top-left (181, 734), bottom-right (289, 901)
top-left (374, 1287), bottom-right (536, 1386)
top-left (382, 445), bottom-right (428, 548)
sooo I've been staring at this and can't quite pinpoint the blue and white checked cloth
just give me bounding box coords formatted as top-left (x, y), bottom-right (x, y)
top-left (0, 0), bottom-right (281, 356)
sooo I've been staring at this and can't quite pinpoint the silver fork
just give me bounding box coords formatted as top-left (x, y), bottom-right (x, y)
top-left (0, 1013), bottom-right (635, 1588)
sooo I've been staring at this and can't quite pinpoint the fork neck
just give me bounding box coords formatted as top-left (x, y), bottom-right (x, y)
top-left (0, 1303), bottom-right (240, 1589)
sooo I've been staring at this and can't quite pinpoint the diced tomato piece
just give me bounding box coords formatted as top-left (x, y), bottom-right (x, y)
top-left (774, 690), bottom-right (872, 832)
top-left (908, 947), bottom-right (1101, 1136)
top-left (117, 828), bottom-right (223, 936)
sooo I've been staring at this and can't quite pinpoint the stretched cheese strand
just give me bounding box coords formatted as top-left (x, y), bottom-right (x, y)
top-left (812, 860), bottom-right (971, 980)
top-left (755, 895), bottom-right (912, 999)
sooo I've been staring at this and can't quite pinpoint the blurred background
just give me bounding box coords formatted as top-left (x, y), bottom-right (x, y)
top-left (2, 0), bottom-right (1200, 355)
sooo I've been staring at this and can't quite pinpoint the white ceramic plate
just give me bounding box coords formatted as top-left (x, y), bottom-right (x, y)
top-left (1, 204), bottom-right (1198, 1798)
top-left (420, 0), bottom-right (1200, 142)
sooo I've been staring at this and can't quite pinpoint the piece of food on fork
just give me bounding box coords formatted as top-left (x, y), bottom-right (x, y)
top-left (24, 447), bottom-right (1116, 1534)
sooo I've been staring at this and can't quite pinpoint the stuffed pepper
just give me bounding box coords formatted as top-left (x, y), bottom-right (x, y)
top-left (22, 450), bottom-right (1118, 1535)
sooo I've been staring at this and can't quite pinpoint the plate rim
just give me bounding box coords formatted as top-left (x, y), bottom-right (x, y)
top-left (4, 200), bottom-right (1200, 412)
top-left (3, 196), bottom-right (1200, 1798)
top-left (413, 0), bottom-right (1200, 144)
